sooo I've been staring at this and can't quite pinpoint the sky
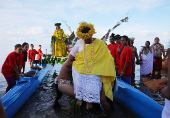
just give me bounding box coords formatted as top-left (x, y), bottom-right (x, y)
top-left (0, 0), bottom-right (170, 59)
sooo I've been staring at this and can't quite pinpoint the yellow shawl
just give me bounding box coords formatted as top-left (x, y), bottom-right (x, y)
top-left (73, 39), bottom-right (116, 101)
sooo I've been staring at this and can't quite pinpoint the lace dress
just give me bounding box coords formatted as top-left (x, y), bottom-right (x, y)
top-left (70, 39), bottom-right (102, 103)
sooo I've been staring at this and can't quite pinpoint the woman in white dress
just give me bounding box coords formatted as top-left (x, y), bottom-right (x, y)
top-left (67, 22), bottom-right (116, 109)
top-left (139, 41), bottom-right (154, 76)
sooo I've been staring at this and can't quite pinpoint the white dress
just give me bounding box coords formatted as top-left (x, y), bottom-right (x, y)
top-left (70, 39), bottom-right (102, 103)
top-left (140, 47), bottom-right (154, 75)
top-left (162, 98), bottom-right (170, 118)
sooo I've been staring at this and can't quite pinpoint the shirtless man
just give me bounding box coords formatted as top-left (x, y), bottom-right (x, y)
top-left (130, 38), bottom-right (139, 77)
top-left (151, 37), bottom-right (165, 78)
top-left (54, 60), bottom-right (114, 116)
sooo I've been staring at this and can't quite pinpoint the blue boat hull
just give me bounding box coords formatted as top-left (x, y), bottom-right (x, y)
top-left (1, 64), bottom-right (51, 118)
top-left (113, 78), bottom-right (163, 118)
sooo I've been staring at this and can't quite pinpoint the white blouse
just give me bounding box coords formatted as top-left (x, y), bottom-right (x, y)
top-left (70, 39), bottom-right (88, 57)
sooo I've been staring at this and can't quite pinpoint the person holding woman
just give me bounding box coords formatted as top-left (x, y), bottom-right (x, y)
top-left (139, 41), bottom-right (154, 76)
top-left (66, 22), bottom-right (116, 109)
top-left (19, 42), bottom-right (29, 74)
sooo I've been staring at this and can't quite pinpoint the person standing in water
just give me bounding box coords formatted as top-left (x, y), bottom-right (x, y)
top-left (67, 22), bottom-right (116, 109)
top-left (52, 23), bottom-right (66, 57)
top-left (139, 41), bottom-right (154, 75)
top-left (130, 37), bottom-right (139, 77)
top-left (119, 36), bottom-right (133, 84)
top-left (114, 34), bottom-right (124, 75)
top-left (151, 37), bottom-right (165, 78)
top-left (108, 33), bottom-right (116, 58)
top-left (20, 42), bottom-right (29, 74)
top-left (1, 44), bottom-right (22, 92)
top-left (36, 45), bottom-right (43, 60)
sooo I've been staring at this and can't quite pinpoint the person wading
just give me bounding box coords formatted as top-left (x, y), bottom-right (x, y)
top-left (1, 44), bottom-right (22, 92)
top-left (151, 37), bottom-right (165, 78)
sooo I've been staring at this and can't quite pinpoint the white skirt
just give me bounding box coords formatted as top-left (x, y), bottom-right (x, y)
top-left (72, 66), bottom-right (102, 103)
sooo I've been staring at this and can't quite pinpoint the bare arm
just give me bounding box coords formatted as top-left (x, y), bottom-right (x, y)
top-left (135, 48), bottom-right (139, 60)
top-left (67, 54), bottom-right (75, 66)
top-left (22, 64), bottom-right (25, 74)
top-left (0, 100), bottom-right (7, 118)
top-left (139, 52), bottom-right (142, 60)
top-left (160, 61), bottom-right (170, 100)
top-left (18, 65), bottom-right (22, 74)
top-left (120, 62), bottom-right (130, 77)
top-left (162, 45), bottom-right (165, 58)
top-left (14, 65), bottom-right (20, 80)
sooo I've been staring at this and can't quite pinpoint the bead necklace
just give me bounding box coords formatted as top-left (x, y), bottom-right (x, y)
top-left (83, 38), bottom-right (94, 73)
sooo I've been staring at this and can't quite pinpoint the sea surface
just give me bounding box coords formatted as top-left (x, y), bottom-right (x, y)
top-left (0, 40), bottom-right (169, 118)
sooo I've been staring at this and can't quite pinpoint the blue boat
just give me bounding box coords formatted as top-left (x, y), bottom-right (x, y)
top-left (1, 64), bottom-right (52, 118)
top-left (114, 78), bottom-right (163, 118)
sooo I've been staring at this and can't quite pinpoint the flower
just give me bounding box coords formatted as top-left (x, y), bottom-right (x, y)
top-left (76, 22), bottom-right (96, 40)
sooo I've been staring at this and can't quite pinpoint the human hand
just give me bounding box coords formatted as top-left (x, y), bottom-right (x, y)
top-left (162, 58), bottom-right (166, 62)
top-left (153, 59), bottom-right (156, 62)
top-left (19, 74), bottom-right (24, 77)
top-left (120, 71), bottom-right (125, 77)
top-left (117, 48), bottom-right (121, 52)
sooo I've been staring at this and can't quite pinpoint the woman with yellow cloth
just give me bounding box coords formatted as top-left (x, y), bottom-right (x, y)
top-left (67, 22), bottom-right (116, 109)
top-left (53, 23), bottom-right (66, 57)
